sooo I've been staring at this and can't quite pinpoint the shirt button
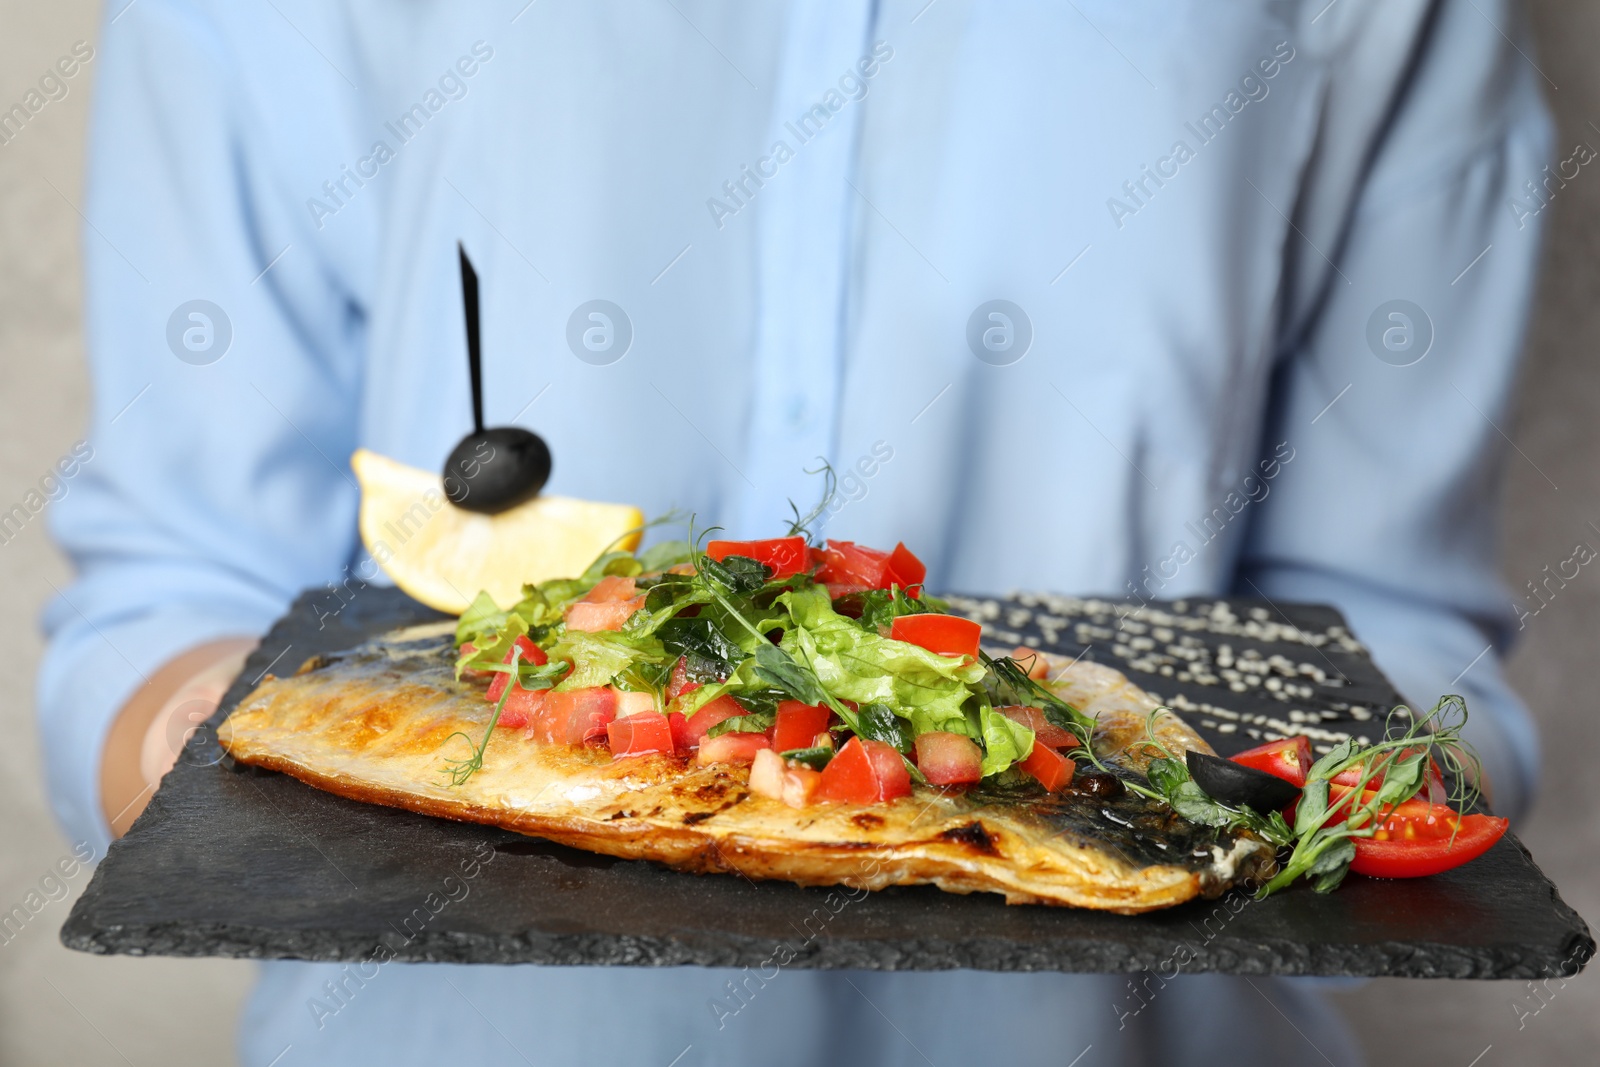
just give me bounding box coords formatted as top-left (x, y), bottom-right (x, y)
top-left (786, 395), bottom-right (811, 428)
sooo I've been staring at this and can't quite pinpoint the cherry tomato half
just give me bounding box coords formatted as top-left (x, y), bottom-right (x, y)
top-left (1347, 795), bottom-right (1508, 878)
top-left (1230, 735), bottom-right (1313, 788)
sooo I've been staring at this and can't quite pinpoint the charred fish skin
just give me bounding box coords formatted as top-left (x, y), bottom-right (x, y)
top-left (218, 625), bottom-right (1271, 912)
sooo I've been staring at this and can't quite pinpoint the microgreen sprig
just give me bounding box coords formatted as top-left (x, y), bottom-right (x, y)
top-left (443, 646), bottom-right (521, 786)
top-left (1257, 695), bottom-right (1480, 897)
top-left (785, 460), bottom-right (838, 543)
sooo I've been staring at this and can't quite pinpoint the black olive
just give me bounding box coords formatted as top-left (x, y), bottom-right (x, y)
top-left (1075, 770), bottom-right (1124, 799)
top-left (1185, 750), bottom-right (1300, 813)
top-left (443, 427), bottom-right (551, 513)
top-left (443, 244), bottom-right (553, 514)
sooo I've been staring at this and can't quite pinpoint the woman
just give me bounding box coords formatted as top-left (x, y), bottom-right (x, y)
top-left (44, 1), bottom-right (1549, 1063)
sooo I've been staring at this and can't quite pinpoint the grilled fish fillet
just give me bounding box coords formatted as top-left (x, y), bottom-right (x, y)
top-left (218, 625), bottom-right (1273, 913)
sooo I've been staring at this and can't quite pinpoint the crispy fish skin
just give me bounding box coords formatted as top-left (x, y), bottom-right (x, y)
top-left (218, 625), bottom-right (1272, 913)
top-left (1014, 647), bottom-right (1211, 773)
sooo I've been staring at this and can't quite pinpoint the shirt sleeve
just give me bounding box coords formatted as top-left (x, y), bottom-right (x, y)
top-left (1240, 0), bottom-right (1555, 821)
top-left (39, 0), bottom-right (370, 853)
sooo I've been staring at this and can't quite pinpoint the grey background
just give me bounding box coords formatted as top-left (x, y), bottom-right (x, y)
top-left (0, 2), bottom-right (1593, 1063)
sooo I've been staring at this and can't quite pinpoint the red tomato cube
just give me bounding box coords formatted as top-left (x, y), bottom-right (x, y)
top-left (748, 748), bottom-right (787, 799)
top-left (533, 687), bottom-right (617, 746)
top-left (996, 705), bottom-right (1078, 750)
top-left (607, 712), bottom-right (675, 758)
top-left (814, 540), bottom-right (890, 588)
top-left (816, 540), bottom-right (925, 596)
top-left (704, 536), bottom-right (809, 579)
top-left (695, 731), bottom-right (772, 766)
top-left (485, 636), bottom-right (549, 702)
top-left (772, 700), bottom-right (832, 753)
top-left (1010, 646), bottom-right (1050, 680)
top-left (586, 575), bottom-right (639, 602)
top-left (884, 542), bottom-right (927, 589)
top-left (912, 731), bottom-right (984, 785)
top-left (1019, 742), bottom-right (1075, 792)
top-left (683, 695), bottom-right (747, 748)
top-left (498, 686), bottom-right (547, 730)
top-left (889, 613), bottom-right (981, 659)
top-left (668, 711), bottom-right (692, 755)
top-left (782, 765), bottom-right (822, 808)
top-left (666, 658), bottom-right (703, 700)
top-left (817, 737), bottom-right (912, 804)
top-left (565, 599), bottom-right (642, 632)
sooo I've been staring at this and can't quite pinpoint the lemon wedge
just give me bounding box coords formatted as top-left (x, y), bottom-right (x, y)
top-left (351, 449), bottom-right (644, 615)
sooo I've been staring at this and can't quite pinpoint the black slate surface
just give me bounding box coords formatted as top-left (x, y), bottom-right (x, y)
top-left (61, 586), bottom-right (1594, 978)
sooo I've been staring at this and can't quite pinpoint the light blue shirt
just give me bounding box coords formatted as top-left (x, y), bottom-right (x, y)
top-left (43, 1), bottom-right (1551, 1064)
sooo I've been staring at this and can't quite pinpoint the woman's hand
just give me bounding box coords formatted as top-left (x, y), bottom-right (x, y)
top-left (100, 637), bottom-right (258, 837)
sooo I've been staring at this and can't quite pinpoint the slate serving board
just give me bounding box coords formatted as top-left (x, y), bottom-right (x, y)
top-left (61, 586), bottom-right (1594, 978)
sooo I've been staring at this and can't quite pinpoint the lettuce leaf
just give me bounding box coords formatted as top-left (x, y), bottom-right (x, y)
top-left (548, 629), bottom-right (668, 690)
top-left (977, 704), bottom-right (1036, 777)
top-left (776, 584), bottom-right (987, 741)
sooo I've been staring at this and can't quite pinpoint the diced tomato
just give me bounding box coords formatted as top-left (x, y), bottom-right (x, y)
top-left (498, 686), bottom-right (547, 730)
top-left (748, 749), bottom-right (824, 808)
top-left (783, 765), bottom-right (822, 808)
top-left (1010, 646), bottom-right (1051, 681)
top-left (683, 695), bottom-right (747, 749)
top-left (913, 732), bottom-right (983, 786)
top-left (1230, 735), bottom-right (1313, 788)
top-left (565, 599), bottom-right (641, 632)
top-left (666, 658), bottom-right (703, 700)
top-left (606, 712), bottom-right (675, 758)
top-left (705, 536), bottom-right (809, 579)
top-left (586, 575), bottom-right (639, 602)
top-left (861, 739), bottom-right (911, 795)
top-left (890, 613), bottom-right (981, 659)
top-left (565, 577), bottom-right (645, 632)
top-left (532, 687), bottom-right (617, 745)
top-left (995, 705), bottom-right (1077, 750)
top-left (813, 541), bottom-right (892, 588)
top-left (814, 540), bottom-right (925, 596)
top-left (613, 691), bottom-right (657, 718)
top-left (695, 731), bottom-right (772, 766)
top-left (1342, 794), bottom-right (1509, 878)
top-left (668, 711), bottom-right (692, 755)
top-left (485, 636), bottom-right (549, 702)
top-left (749, 748), bottom-right (787, 799)
top-left (772, 700), bottom-right (833, 753)
top-left (487, 671), bottom-right (511, 703)
top-left (817, 737), bottom-right (912, 804)
top-left (1019, 742), bottom-right (1076, 792)
top-left (884, 542), bottom-right (926, 589)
